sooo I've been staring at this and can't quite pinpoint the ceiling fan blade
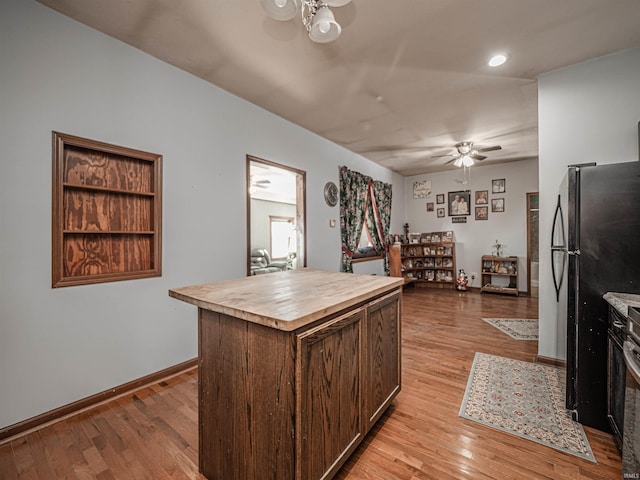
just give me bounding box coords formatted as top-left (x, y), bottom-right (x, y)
top-left (470, 154), bottom-right (487, 161)
top-left (431, 152), bottom-right (456, 159)
top-left (476, 145), bottom-right (502, 153)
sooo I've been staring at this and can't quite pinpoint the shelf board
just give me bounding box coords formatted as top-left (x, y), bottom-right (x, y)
top-left (481, 286), bottom-right (519, 296)
top-left (63, 230), bottom-right (155, 235)
top-left (63, 182), bottom-right (155, 197)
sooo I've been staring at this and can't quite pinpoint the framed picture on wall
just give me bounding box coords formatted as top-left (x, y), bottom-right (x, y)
top-left (426, 202), bottom-right (434, 212)
top-left (475, 190), bottom-right (488, 205)
top-left (413, 179), bottom-right (432, 198)
top-left (437, 208), bottom-right (445, 218)
top-left (436, 194), bottom-right (445, 204)
top-left (491, 198), bottom-right (505, 212)
top-left (475, 206), bottom-right (488, 220)
top-left (492, 178), bottom-right (506, 193)
top-left (448, 190), bottom-right (471, 216)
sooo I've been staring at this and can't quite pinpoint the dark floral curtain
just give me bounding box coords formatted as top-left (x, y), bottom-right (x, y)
top-left (339, 167), bottom-right (370, 272)
top-left (365, 179), bottom-right (393, 273)
top-left (340, 167), bottom-right (393, 273)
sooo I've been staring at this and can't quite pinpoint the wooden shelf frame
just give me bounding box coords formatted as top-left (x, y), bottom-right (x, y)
top-left (480, 255), bottom-right (518, 296)
top-left (52, 132), bottom-right (162, 287)
top-left (396, 234), bottom-right (456, 288)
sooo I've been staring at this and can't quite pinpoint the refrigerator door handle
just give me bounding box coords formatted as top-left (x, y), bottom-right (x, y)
top-left (551, 194), bottom-right (566, 248)
top-left (551, 195), bottom-right (567, 302)
top-left (551, 251), bottom-right (566, 302)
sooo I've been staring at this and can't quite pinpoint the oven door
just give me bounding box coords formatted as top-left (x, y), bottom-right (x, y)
top-left (623, 339), bottom-right (640, 478)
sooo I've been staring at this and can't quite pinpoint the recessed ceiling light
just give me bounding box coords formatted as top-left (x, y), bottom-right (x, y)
top-left (488, 54), bottom-right (509, 67)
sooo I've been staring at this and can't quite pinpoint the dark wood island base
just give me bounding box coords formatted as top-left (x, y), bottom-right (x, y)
top-left (169, 269), bottom-right (403, 480)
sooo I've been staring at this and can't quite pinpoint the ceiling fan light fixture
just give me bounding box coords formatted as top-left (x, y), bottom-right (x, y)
top-left (461, 155), bottom-right (474, 167)
top-left (455, 142), bottom-right (472, 155)
top-left (488, 53), bottom-right (509, 67)
top-left (260, 0), bottom-right (299, 21)
top-left (453, 157), bottom-right (463, 168)
top-left (259, 0), bottom-right (349, 43)
top-left (309, 5), bottom-right (341, 43)
top-left (324, 0), bottom-right (351, 6)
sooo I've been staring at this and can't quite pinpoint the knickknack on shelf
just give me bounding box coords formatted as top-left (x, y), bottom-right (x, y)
top-left (52, 132), bottom-right (162, 287)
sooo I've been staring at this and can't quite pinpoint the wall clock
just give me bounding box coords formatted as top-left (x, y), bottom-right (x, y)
top-left (324, 181), bottom-right (338, 207)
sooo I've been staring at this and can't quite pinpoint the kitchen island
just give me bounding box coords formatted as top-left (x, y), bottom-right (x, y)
top-left (169, 269), bottom-right (403, 480)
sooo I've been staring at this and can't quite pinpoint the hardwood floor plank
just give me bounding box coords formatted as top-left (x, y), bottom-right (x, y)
top-left (0, 443), bottom-right (18, 480)
top-left (0, 290), bottom-right (621, 479)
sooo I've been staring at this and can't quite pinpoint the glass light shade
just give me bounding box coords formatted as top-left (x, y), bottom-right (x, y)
top-left (453, 157), bottom-right (463, 168)
top-left (461, 155), bottom-right (474, 167)
top-left (308, 6), bottom-right (341, 43)
top-left (324, 0), bottom-right (352, 6)
top-left (260, 0), bottom-right (300, 21)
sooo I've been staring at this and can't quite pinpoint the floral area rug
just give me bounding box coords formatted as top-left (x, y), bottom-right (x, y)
top-left (482, 317), bottom-right (538, 340)
top-left (459, 352), bottom-right (596, 463)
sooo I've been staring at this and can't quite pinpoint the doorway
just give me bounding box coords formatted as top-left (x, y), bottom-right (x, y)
top-left (527, 192), bottom-right (539, 297)
top-left (246, 156), bottom-right (306, 276)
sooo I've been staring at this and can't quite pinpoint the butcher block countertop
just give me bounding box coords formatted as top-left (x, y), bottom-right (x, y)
top-left (169, 268), bottom-right (403, 332)
top-left (603, 291), bottom-right (640, 317)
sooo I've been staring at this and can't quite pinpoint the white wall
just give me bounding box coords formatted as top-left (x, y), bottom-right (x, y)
top-left (0, 0), bottom-right (405, 428)
top-left (404, 159), bottom-right (538, 291)
top-left (538, 48), bottom-right (640, 360)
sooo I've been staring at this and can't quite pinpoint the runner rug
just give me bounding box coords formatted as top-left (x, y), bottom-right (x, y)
top-left (482, 317), bottom-right (538, 340)
top-left (459, 352), bottom-right (596, 462)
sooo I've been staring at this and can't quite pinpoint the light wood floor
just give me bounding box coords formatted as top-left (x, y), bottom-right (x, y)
top-left (0, 289), bottom-right (621, 479)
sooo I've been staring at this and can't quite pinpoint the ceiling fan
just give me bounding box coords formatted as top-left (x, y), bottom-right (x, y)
top-left (250, 176), bottom-right (271, 189)
top-left (434, 142), bottom-right (502, 167)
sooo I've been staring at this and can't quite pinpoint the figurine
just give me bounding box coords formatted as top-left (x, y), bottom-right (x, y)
top-left (456, 269), bottom-right (469, 291)
top-left (492, 239), bottom-right (503, 257)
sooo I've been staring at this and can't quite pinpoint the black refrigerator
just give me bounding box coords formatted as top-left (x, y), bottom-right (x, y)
top-left (551, 161), bottom-right (640, 431)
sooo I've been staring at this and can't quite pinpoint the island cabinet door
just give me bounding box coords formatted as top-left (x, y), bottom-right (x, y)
top-left (296, 309), bottom-right (364, 480)
top-left (363, 291), bottom-right (401, 430)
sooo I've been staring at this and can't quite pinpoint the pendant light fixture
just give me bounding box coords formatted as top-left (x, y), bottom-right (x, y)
top-left (259, 0), bottom-right (352, 43)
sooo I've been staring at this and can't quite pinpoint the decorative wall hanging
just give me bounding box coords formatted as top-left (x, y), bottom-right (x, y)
top-left (413, 180), bottom-right (431, 199)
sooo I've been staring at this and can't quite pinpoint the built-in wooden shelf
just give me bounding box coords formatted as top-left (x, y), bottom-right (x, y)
top-left (52, 132), bottom-right (162, 287)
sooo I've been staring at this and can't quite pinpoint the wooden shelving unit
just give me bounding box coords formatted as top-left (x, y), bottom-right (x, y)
top-left (480, 255), bottom-right (518, 296)
top-left (392, 232), bottom-right (456, 289)
top-left (52, 132), bottom-right (162, 287)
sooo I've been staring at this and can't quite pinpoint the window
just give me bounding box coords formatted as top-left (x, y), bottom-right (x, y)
top-left (357, 220), bottom-right (373, 249)
top-left (52, 132), bottom-right (162, 287)
top-left (270, 216), bottom-right (295, 260)
top-left (353, 220), bottom-right (380, 261)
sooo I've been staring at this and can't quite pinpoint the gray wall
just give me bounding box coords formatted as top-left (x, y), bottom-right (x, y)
top-left (538, 48), bottom-right (640, 360)
top-left (404, 159), bottom-right (539, 292)
top-left (0, 0), bottom-right (406, 428)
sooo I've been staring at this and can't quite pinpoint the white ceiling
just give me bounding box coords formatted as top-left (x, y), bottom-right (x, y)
top-left (37, 0), bottom-right (640, 176)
